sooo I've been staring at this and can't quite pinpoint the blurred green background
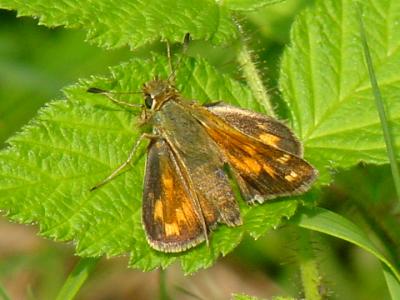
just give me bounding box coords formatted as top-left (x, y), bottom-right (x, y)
top-left (0, 1), bottom-right (398, 299)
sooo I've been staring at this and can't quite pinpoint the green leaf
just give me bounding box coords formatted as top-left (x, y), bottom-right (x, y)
top-left (280, 0), bottom-right (400, 185)
top-left (383, 265), bottom-right (400, 300)
top-left (55, 257), bottom-right (99, 300)
top-left (0, 0), bottom-right (237, 49)
top-left (223, 0), bottom-right (285, 12)
top-left (0, 14), bottom-right (131, 147)
top-left (3, 0), bottom-right (399, 275)
top-left (291, 207), bottom-right (400, 286)
top-left (0, 55), bottom-right (298, 274)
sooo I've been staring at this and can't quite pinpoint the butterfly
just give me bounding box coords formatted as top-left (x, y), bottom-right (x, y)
top-left (88, 36), bottom-right (317, 253)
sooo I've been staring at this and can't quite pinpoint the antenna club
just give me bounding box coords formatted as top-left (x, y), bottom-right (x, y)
top-left (87, 87), bottom-right (108, 94)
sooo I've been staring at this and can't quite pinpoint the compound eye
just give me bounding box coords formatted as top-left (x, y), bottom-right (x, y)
top-left (144, 94), bottom-right (153, 109)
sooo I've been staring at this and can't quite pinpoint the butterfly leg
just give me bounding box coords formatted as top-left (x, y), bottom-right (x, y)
top-left (90, 133), bottom-right (158, 191)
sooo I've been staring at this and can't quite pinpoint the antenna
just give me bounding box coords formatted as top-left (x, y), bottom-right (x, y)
top-left (167, 33), bottom-right (191, 83)
top-left (166, 40), bottom-right (173, 75)
top-left (87, 88), bottom-right (143, 109)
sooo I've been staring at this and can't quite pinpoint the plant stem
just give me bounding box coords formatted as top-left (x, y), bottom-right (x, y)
top-left (297, 228), bottom-right (322, 300)
top-left (159, 269), bottom-right (170, 300)
top-left (55, 257), bottom-right (99, 300)
top-left (237, 37), bottom-right (276, 118)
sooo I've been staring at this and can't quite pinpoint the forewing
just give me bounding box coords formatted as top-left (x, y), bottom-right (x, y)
top-left (142, 139), bottom-right (205, 252)
top-left (156, 100), bottom-right (242, 228)
top-left (191, 105), bottom-right (317, 203)
top-left (205, 103), bottom-right (302, 156)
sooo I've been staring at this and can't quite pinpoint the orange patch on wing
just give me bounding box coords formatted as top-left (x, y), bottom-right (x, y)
top-left (154, 200), bottom-right (163, 221)
top-left (243, 157), bottom-right (262, 173)
top-left (161, 174), bottom-right (174, 190)
top-left (226, 153), bottom-right (261, 174)
top-left (259, 133), bottom-right (281, 147)
top-left (175, 208), bottom-right (187, 224)
top-left (241, 144), bottom-right (257, 155)
top-left (276, 154), bottom-right (291, 164)
top-left (284, 171), bottom-right (298, 182)
top-left (165, 222), bottom-right (180, 236)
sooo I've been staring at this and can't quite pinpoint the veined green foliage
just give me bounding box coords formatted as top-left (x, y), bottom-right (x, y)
top-left (0, 0), bottom-right (399, 277)
top-left (0, 0), bottom-right (239, 49)
top-left (281, 0), bottom-right (400, 184)
top-left (0, 56), bottom-right (298, 273)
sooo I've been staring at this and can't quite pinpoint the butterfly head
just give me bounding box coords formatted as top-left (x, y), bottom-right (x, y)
top-left (142, 77), bottom-right (179, 111)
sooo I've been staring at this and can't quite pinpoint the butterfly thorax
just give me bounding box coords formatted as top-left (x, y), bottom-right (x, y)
top-left (142, 78), bottom-right (181, 111)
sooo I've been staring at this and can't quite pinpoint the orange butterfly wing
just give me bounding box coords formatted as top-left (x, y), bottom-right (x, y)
top-left (143, 139), bottom-right (206, 252)
top-left (191, 103), bottom-right (317, 203)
